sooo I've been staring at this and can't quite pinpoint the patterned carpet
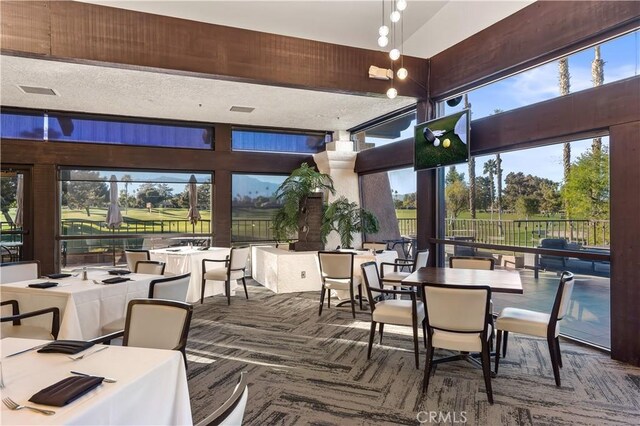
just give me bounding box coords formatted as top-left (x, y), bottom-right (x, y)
top-left (186, 282), bottom-right (640, 425)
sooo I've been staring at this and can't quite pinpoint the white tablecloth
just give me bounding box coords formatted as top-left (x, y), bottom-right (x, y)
top-left (0, 337), bottom-right (192, 425)
top-left (149, 247), bottom-right (231, 303)
top-left (0, 271), bottom-right (161, 340)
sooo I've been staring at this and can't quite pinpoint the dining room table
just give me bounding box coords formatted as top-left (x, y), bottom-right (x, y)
top-left (402, 266), bottom-right (524, 294)
top-left (0, 270), bottom-right (164, 340)
top-left (0, 337), bottom-right (192, 425)
top-left (149, 246), bottom-right (231, 303)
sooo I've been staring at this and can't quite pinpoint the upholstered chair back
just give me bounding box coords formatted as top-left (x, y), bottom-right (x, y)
top-left (318, 252), bottom-right (354, 279)
top-left (150, 273), bottom-right (190, 301)
top-left (362, 242), bottom-right (387, 251)
top-left (424, 285), bottom-right (491, 332)
top-left (555, 272), bottom-right (575, 320)
top-left (414, 250), bottom-right (430, 270)
top-left (135, 260), bottom-right (166, 275)
top-left (229, 247), bottom-right (250, 271)
top-left (450, 256), bottom-right (495, 270)
top-left (125, 250), bottom-right (150, 272)
top-left (0, 261), bottom-right (39, 284)
top-left (124, 299), bottom-right (192, 351)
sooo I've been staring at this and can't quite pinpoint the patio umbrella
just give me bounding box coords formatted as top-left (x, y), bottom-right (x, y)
top-left (106, 175), bottom-right (123, 266)
top-left (14, 174), bottom-right (23, 228)
top-left (186, 175), bottom-right (201, 240)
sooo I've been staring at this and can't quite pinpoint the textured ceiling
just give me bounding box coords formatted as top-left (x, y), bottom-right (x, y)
top-left (1, 1), bottom-right (532, 131)
top-left (0, 56), bottom-right (416, 131)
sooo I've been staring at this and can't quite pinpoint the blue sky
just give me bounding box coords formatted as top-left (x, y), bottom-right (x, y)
top-left (386, 30), bottom-right (638, 195)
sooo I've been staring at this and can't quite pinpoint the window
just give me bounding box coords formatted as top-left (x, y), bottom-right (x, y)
top-left (48, 114), bottom-right (213, 149)
top-left (360, 167), bottom-right (416, 252)
top-left (231, 174), bottom-right (286, 242)
top-left (1, 109), bottom-right (213, 149)
top-left (59, 169), bottom-right (212, 268)
top-left (442, 30), bottom-right (639, 119)
top-left (351, 110), bottom-right (416, 151)
top-left (232, 128), bottom-right (327, 154)
top-left (0, 110), bottom-right (45, 140)
top-left (441, 137), bottom-right (610, 348)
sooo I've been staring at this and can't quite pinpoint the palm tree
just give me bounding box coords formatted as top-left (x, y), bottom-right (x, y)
top-left (465, 94), bottom-right (476, 219)
top-left (483, 159), bottom-right (497, 218)
top-left (121, 174), bottom-right (132, 213)
top-left (591, 46), bottom-right (604, 154)
top-left (559, 58), bottom-right (571, 182)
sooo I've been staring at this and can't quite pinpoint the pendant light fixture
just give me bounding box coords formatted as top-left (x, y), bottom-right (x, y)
top-left (376, 0), bottom-right (408, 98)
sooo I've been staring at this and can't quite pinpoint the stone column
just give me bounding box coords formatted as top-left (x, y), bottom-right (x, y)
top-left (314, 131), bottom-right (360, 249)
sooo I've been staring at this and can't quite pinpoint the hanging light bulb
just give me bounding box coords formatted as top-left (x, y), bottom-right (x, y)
top-left (390, 10), bottom-right (400, 22)
top-left (377, 36), bottom-right (389, 47)
top-left (387, 87), bottom-right (398, 99)
top-left (397, 0), bottom-right (407, 11)
top-left (378, 25), bottom-right (389, 36)
top-left (389, 48), bottom-right (400, 61)
top-left (397, 67), bottom-right (408, 80)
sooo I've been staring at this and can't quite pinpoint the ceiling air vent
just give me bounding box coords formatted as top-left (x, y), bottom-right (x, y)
top-left (18, 85), bottom-right (57, 96)
top-left (229, 106), bottom-right (255, 113)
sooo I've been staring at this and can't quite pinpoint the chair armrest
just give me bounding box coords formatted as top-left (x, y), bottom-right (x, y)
top-left (369, 287), bottom-right (416, 298)
top-left (380, 261), bottom-right (415, 276)
top-left (1, 307), bottom-right (60, 339)
top-left (90, 330), bottom-right (125, 345)
top-left (0, 300), bottom-right (21, 325)
top-left (202, 257), bottom-right (229, 272)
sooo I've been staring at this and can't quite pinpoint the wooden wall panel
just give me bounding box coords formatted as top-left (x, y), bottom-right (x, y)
top-left (610, 121), bottom-right (640, 366)
top-left (213, 170), bottom-right (232, 247)
top-left (430, 1), bottom-right (640, 99)
top-left (0, 0), bottom-right (428, 98)
top-left (32, 164), bottom-right (58, 274)
top-left (355, 139), bottom-right (413, 175)
top-left (0, 1), bottom-right (51, 55)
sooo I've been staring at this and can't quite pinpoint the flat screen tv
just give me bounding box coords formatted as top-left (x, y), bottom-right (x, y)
top-left (414, 110), bottom-right (470, 171)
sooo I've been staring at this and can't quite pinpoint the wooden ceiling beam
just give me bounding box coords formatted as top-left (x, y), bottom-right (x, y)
top-left (0, 0), bottom-right (428, 99)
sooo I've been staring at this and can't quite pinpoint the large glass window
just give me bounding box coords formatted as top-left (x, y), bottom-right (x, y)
top-left (360, 167), bottom-right (416, 256)
top-left (59, 169), bottom-right (212, 268)
top-left (232, 128), bottom-right (327, 154)
top-left (441, 137), bottom-right (610, 348)
top-left (352, 110), bottom-right (416, 151)
top-left (442, 30), bottom-right (639, 119)
top-left (1, 109), bottom-right (213, 149)
top-left (0, 110), bottom-right (45, 140)
top-left (231, 174), bottom-right (286, 243)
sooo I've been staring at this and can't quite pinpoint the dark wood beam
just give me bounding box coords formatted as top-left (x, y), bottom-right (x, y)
top-left (0, 0), bottom-right (428, 98)
top-left (430, 1), bottom-right (640, 99)
top-left (354, 139), bottom-right (413, 175)
top-left (470, 76), bottom-right (640, 156)
top-left (610, 120), bottom-right (640, 366)
top-left (32, 164), bottom-right (58, 275)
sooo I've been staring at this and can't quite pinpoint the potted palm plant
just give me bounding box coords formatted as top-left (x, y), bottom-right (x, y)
top-left (322, 196), bottom-right (380, 249)
top-left (272, 163), bottom-right (335, 251)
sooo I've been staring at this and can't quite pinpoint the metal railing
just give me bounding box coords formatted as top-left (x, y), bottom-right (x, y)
top-left (61, 218), bottom-right (211, 235)
top-left (395, 218), bottom-right (610, 248)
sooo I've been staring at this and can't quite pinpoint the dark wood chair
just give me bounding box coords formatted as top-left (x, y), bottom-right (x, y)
top-left (361, 261), bottom-right (426, 369)
top-left (201, 247), bottom-right (250, 305)
top-left (92, 299), bottom-right (193, 365)
top-left (1, 300), bottom-right (60, 340)
top-left (422, 283), bottom-right (494, 404)
top-left (495, 271), bottom-right (575, 386)
top-left (195, 372), bottom-right (249, 426)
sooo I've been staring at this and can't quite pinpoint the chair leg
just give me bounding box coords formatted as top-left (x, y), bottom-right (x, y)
top-left (200, 278), bottom-right (206, 304)
top-left (412, 318), bottom-right (420, 369)
top-left (226, 280), bottom-right (231, 305)
top-left (327, 289), bottom-right (331, 308)
top-left (481, 340), bottom-right (494, 404)
top-left (494, 330), bottom-right (502, 374)
top-left (242, 277), bottom-right (249, 299)
top-left (547, 335), bottom-right (561, 387)
top-left (367, 321), bottom-right (377, 359)
top-left (422, 339), bottom-right (434, 393)
top-left (555, 337), bottom-right (563, 368)
top-left (502, 331), bottom-right (509, 357)
top-left (319, 287), bottom-right (325, 316)
top-left (358, 284), bottom-right (364, 310)
top-left (379, 323), bottom-right (385, 344)
top-left (349, 284), bottom-right (356, 319)
top-left (422, 319), bottom-right (427, 348)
